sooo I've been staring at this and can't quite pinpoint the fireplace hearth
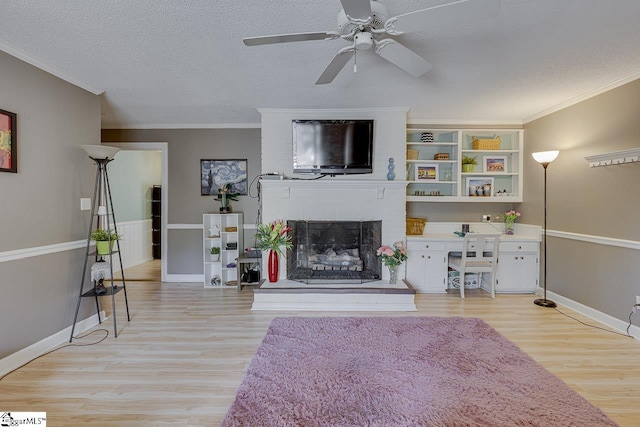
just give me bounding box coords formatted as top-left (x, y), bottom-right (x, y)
top-left (287, 220), bottom-right (381, 284)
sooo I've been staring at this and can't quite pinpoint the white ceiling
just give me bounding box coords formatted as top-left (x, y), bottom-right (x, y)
top-left (1, 0), bottom-right (639, 128)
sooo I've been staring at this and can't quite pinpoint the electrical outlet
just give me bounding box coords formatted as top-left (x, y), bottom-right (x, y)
top-left (482, 214), bottom-right (491, 223)
top-left (636, 295), bottom-right (640, 305)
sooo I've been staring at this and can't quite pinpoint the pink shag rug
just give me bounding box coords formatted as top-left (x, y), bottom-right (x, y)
top-left (222, 317), bottom-right (617, 427)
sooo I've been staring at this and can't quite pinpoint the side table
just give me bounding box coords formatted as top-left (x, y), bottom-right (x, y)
top-left (236, 252), bottom-right (263, 291)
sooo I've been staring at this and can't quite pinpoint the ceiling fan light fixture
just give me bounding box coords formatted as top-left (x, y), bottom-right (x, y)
top-left (354, 32), bottom-right (374, 50)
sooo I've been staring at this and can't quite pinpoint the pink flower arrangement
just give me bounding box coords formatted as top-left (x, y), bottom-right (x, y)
top-left (376, 241), bottom-right (408, 267)
top-left (496, 210), bottom-right (521, 224)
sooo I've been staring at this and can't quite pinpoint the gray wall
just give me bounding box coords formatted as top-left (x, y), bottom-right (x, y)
top-left (522, 78), bottom-right (640, 326)
top-left (101, 128), bottom-right (261, 275)
top-left (108, 150), bottom-right (162, 222)
top-left (0, 51), bottom-right (100, 358)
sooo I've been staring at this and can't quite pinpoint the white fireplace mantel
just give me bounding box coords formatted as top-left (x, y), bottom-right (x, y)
top-left (260, 179), bottom-right (407, 199)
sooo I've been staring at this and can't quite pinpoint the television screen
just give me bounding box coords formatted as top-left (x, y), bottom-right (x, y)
top-left (292, 120), bottom-right (374, 175)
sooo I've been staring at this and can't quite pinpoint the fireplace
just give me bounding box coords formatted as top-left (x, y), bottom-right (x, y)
top-left (286, 220), bottom-right (382, 284)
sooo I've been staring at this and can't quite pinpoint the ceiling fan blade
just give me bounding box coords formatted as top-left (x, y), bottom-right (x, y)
top-left (375, 39), bottom-right (432, 77)
top-left (340, 0), bottom-right (372, 22)
top-left (315, 49), bottom-right (356, 85)
top-left (385, 0), bottom-right (500, 35)
top-left (243, 31), bottom-right (340, 46)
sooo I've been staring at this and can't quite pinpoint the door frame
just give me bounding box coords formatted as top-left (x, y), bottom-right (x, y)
top-left (103, 142), bottom-right (168, 281)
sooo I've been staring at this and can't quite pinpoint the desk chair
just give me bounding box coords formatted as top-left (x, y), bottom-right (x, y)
top-left (448, 233), bottom-right (500, 299)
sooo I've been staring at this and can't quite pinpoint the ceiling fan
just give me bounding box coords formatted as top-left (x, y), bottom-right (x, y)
top-left (243, 0), bottom-right (500, 85)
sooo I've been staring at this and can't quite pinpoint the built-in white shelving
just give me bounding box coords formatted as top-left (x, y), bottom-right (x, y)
top-left (406, 127), bottom-right (524, 202)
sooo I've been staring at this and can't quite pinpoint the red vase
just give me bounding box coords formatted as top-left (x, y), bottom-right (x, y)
top-left (268, 250), bottom-right (279, 282)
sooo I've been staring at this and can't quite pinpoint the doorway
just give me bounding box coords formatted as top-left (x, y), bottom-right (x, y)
top-left (103, 142), bottom-right (168, 282)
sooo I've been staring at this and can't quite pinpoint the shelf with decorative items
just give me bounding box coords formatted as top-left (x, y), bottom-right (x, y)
top-left (203, 213), bottom-right (243, 288)
top-left (459, 130), bottom-right (523, 202)
top-left (405, 126), bottom-right (523, 202)
top-left (406, 128), bottom-right (460, 201)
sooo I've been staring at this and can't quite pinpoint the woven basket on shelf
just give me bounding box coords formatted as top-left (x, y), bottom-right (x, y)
top-left (472, 136), bottom-right (501, 150)
top-left (433, 153), bottom-right (450, 160)
top-left (406, 218), bottom-right (427, 235)
top-left (407, 149), bottom-right (419, 160)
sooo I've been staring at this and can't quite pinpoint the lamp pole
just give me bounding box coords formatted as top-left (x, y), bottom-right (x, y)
top-left (532, 151), bottom-right (559, 308)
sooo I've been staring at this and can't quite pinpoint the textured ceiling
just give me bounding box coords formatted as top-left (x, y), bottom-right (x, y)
top-left (0, 0), bottom-right (639, 128)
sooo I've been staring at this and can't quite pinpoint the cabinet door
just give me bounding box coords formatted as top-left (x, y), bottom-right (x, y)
top-left (497, 253), bottom-right (538, 293)
top-left (406, 251), bottom-right (427, 290)
top-left (406, 251), bottom-right (446, 293)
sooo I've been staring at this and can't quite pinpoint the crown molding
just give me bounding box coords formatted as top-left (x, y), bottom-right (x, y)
top-left (524, 71), bottom-right (640, 124)
top-left (406, 118), bottom-right (523, 126)
top-left (0, 40), bottom-right (103, 95)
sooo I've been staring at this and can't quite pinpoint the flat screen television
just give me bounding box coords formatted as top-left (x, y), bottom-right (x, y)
top-left (292, 119), bottom-right (374, 175)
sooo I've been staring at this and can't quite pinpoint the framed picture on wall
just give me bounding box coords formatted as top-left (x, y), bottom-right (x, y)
top-left (465, 177), bottom-right (494, 197)
top-left (0, 109), bottom-right (17, 173)
top-left (415, 163), bottom-right (439, 181)
top-left (483, 156), bottom-right (507, 173)
top-left (201, 159), bottom-right (248, 196)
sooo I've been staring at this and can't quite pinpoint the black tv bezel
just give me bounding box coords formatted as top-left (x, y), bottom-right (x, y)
top-left (292, 119), bottom-right (374, 175)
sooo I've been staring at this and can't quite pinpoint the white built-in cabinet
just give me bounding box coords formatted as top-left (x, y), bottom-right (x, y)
top-left (495, 241), bottom-right (539, 292)
top-left (406, 128), bottom-right (523, 202)
top-left (405, 240), bottom-right (447, 293)
top-left (406, 236), bottom-right (538, 294)
top-left (203, 213), bottom-right (243, 288)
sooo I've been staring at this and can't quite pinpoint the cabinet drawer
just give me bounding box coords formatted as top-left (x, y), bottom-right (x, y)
top-left (500, 241), bottom-right (538, 253)
top-left (407, 241), bottom-right (446, 251)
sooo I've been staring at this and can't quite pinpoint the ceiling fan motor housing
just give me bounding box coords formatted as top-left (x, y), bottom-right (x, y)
top-left (354, 32), bottom-right (374, 50)
top-left (337, 0), bottom-right (390, 40)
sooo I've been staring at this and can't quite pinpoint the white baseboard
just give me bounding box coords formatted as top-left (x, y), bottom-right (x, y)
top-left (165, 274), bottom-right (203, 283)
top-left (540, 288), bottom-right (640, 339)
top-left (0, 311), bottom-right (105, 378)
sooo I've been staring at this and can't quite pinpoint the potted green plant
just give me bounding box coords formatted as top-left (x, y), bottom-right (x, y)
top-left (209, 246), bottom-right (221, 262)
top-left (91, 229), bottom-right (121, 255)
top-left (462, 155), bottom-right (477, 173)
top-left (215, 183), bottom-right (239, 213)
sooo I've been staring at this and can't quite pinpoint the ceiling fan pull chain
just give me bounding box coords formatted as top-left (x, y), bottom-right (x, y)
top-left (353, 50), bottom-right (358, 74)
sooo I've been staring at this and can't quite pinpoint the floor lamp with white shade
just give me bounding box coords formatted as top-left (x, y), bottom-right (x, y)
top-left (532, 150), bottom-right (559, 308)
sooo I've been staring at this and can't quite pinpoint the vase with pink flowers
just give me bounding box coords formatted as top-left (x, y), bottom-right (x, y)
top-left (496, 210), bottom-right (521, 235)
top-left (376, 241), bottom-right (408, 284)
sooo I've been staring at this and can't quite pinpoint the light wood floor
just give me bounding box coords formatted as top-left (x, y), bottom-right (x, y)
top-left (2, 262), bottom-right (639, 426)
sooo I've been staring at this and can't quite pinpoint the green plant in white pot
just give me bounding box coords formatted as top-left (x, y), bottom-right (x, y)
top-left (91, 229), bottom-right (121, 255)
top-left (210, 246), bottom-right (221, 262)
top-left (462, 155), bottom-right (477, 173)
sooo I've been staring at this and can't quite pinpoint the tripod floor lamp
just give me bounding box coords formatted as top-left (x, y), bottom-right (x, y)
top-left (532, 150), bottom-right (559, 308)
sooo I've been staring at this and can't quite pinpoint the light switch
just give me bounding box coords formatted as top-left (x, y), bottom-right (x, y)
top-left (80, 198), bottom-right (92, 211)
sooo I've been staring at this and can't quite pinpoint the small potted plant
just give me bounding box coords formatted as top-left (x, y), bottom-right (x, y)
top-left (215, 183), bottom-right (239, 213)
top-left (91, 229), bottom-right (121, 255)
top-left (462, 155), bottom-right (477, 173)
top-left (209, 246), bottom-right (221, 262)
